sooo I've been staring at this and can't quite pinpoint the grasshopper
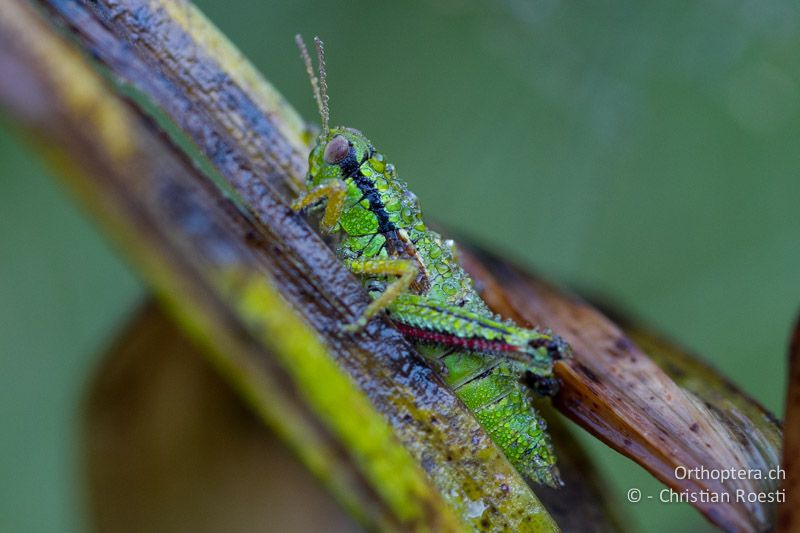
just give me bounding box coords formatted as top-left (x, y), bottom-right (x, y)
top-left (291, 36), bottom-right (569, 486)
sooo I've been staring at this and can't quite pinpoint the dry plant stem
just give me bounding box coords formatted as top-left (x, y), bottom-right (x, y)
top-left (778, 314), bottom-right (800, 532)
top-left (1, 1), bottom-right (555, 530)
top-left (460, 245), bottom-right (782, 533)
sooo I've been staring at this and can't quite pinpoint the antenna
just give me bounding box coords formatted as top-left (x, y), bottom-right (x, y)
top-left (314, 37), bottom-right (330, 135)
top-left (295, 34), bottom-right (330, 136)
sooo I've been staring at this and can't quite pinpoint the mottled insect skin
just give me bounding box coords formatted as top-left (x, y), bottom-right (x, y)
top-left (292, 37), bottom-right (569, 487)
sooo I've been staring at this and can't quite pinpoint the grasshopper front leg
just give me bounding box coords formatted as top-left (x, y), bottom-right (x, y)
top-left (290, 179), bottom-right (347, 233)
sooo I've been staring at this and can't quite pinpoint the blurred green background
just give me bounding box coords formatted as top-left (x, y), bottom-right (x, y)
top-left (1, 0), bottom-right (797, 531)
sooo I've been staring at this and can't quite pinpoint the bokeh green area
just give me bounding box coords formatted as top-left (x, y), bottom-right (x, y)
top-left (1, 1), bottom-right (797, 531)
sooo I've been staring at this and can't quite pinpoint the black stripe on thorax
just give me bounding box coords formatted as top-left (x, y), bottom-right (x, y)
top-left (339, 147), bottom-right (395, 235)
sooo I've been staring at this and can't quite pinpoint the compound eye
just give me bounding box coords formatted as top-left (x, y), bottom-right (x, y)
top-left (323, 135), bottom-right (350, 165)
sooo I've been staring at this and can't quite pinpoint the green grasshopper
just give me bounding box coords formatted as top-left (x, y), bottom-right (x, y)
top-left (292, 36), bottom-right (569, 487)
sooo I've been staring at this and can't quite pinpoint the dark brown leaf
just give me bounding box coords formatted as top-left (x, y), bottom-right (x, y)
top-left (459, 244), bottom-right (782, 532)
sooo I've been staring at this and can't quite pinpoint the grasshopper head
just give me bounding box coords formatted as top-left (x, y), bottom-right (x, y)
top-left (308, 127), bottom-right (373, 187)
